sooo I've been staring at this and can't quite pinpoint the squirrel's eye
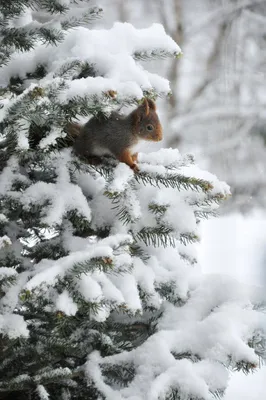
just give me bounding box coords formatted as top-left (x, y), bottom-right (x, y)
top-left (146, 124), bottom-right (154, 131)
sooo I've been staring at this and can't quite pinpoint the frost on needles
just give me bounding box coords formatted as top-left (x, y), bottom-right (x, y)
top-left (0, 2), bottom-right (266, 400)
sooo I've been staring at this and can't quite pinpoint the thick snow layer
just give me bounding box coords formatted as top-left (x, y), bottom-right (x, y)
top-left (36, 385), bottom-right (50, 400)
top-left (85, 274), bottom-right (265, 400)
top-left (0, 267), bottom-right (17, 279)
top-left (56, 290), bottom-right (78, 316)
top-left (21, 150), bottom-right (92, 226)
top-left (0, 314), bottom-right (28, 338)
top-left (0, 214), bottom-right (7, 222)
top-left (0, 156), bottom-right (29, 195)
top-left (108, 164), bottom-right (134, 193)
top-left (138, 148), bottom-right (181, 166)
top-left (39, 128), bottom-right (67, 149)
top-left (0, 236), bottom-right (12, 249)
top-left (0, 23), bottom-right (180, 101)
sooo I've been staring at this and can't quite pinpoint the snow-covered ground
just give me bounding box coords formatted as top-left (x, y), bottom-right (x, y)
top-left (199, 212), bottom-right (266, 399)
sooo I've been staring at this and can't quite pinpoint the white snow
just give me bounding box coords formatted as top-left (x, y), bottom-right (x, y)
top-left (9, 8), bottom-right (33, 28)
top-left (0, 23), bottom-right (180, 103)
top-left (0, 156), bottom-right (29, 195)
top-left (85, 277), bottom-right (264, 399)
top-left (77, 274), bottom-right (103, 301)
top-left (0, 272), bottom-right (29, 314)
top-left (0, 313), bottom-right (28, 338)
top-left (21, 150), bottom-right (92, 226)
top-left (108, 164), bottom-right (134, 193)
top-left (36, 384), bottom-right (50, 400)
top-left (39, 127), bottom-right (66, 149)
top-left (56, 290), bottom-right (78, 316)
top-left (0, 235), bottom-right (12, 249)
top-left (138, 148), bottom-right (181, 166)
top-left (16, 120), bottom-right (30, 150)
top-left (0, 267), bottom-right (17, 279)
top-left (58, 76), bottom-right (144, 103)
top-left (111, 272), bottom-right (142, 312)
top-left (147, 360), bottom-right (212, 400)
top-left (86, 351), bottom-right (123, 400)
top-left (0, 213), bottom-right (8, 222)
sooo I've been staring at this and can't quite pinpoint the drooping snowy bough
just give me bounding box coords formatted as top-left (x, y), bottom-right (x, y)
top-left (0, 2), bottom-right (265, 400)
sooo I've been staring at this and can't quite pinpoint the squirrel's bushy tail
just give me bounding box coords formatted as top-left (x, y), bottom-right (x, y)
top-left (64, 122), bottom-right (82, 141)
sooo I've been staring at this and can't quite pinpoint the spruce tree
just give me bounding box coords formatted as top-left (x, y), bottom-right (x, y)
top-left (0, 1), bottom-right (265, 400)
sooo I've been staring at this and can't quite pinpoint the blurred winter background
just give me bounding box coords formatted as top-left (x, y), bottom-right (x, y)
top-left (93, 0), bottom-right (266, 398)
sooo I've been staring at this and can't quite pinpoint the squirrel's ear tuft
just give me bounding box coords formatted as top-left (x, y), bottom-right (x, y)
top-left (142, 98), bottom-right (150, 116)
top-left (132, 98), bottom-right (151, 125)
top-left (147, 99), bottom-right (156, 111)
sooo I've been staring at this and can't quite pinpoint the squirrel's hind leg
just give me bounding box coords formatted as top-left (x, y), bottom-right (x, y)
top-left (117, 149), bottom-right (139, 172)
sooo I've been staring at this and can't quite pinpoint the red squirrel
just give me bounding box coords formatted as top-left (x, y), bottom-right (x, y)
top-left (66, 98), bottom-right (163, 171)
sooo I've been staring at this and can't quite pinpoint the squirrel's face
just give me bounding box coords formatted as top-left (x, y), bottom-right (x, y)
top-left (133, 98), bottom-right (163, 142)
top-left (131, 98), bottom-right (163, 142)
top-left (139, 113), bottom-right (163, 142)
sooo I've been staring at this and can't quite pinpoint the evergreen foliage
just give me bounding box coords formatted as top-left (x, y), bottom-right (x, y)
top-left (0, 1), bottom-right (265, 400)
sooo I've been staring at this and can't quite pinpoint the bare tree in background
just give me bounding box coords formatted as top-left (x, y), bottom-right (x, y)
top-left (172, 0), bottom-right (266, 213)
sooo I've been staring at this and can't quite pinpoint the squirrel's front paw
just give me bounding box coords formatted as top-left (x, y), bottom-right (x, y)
top-left (118, 150), bottom-right (139, 172)
top-left (131, 163), bottom-right (139, 173)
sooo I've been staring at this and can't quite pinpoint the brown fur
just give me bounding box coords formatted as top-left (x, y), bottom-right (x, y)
top-left (65, 98), bottom-right (162, 171)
